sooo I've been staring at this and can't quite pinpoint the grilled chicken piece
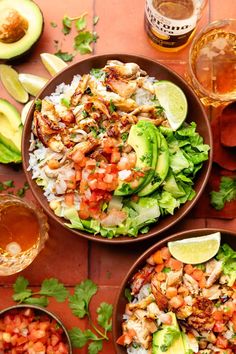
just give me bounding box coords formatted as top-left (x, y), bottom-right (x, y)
top-left (71, 74), bottom-right (90, 106)
top-left (106, 78), bottom-right (137, 98)
top-left (151, 274), bottom-right (168, 311)
top-left (41, 99), bottom-right (59, 123)
top-left (183, 274), bottom-right (199, 295)
top-left (166, 269), bottom-right (183, 287)
top-left (202, 285), bottom-right (222, 300)
top-left (206, 260), bottom-right (222, 288)
top-left (176, 305), bottom-right (193, 319)
top-left (187, 297), bottom-right (214, 331)
top-left (105, 61), bottom-right (146, 79)
top-left (112, 98), bottom-right (138, 112)
top-left (128, 294), bottom-right (155, 311)
top-left (124, 318), bottom-right (152, 349)
top-left (47, 135), bottom-right (65, 152)
top-left (130, 265), bottom-right (154, 295)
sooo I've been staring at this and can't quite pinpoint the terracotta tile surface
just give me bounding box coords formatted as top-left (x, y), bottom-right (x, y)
top-left (0, 0), bottom-right (236, 353)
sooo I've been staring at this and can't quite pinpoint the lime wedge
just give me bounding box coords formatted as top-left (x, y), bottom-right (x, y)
top-left (168, 232), bottom-right (221, 264)
top-left (21, 100), bottom-right (34, 125)
top-left (154, 80), bottom-right (188, 131)
top-left (18, 73), bottom-right (48, 97)
top-left (0, 65), bottom-right (29, 103)
top-left (40, 53), bottom-right (67, 76)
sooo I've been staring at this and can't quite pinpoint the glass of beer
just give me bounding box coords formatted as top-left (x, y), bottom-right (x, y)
top-left (0, 195), bottom-right (49, 276)
top-left (188, 19), bottom-right (236, 106)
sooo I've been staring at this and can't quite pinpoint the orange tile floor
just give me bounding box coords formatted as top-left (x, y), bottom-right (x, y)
top-left (0, 0), bottom-right (236, 353)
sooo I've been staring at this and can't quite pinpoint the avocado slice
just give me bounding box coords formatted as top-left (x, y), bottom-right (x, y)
top-left (0, 99), bottom-right (22, 163)
top-left (139, 129), bottom-right (169, 196)
top-left (153, 312), bottom-right (185, 354)
top-left (114, 120), bottom-right (158, 196)
top-left (0, 0), bottom-right (43, 60)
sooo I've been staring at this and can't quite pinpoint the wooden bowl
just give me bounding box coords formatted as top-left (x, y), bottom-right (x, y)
top-left (112, 228), bottom-right (236, 352)
top-left (22, 54), bottom-right (212, 243)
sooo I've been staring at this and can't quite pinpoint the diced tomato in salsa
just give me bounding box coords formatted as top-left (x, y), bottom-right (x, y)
top-left (0, 308), bottom-right (70, 353)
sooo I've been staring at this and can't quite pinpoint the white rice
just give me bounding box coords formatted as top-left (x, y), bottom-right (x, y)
top-left (127, 345), bottom-right (149, 354)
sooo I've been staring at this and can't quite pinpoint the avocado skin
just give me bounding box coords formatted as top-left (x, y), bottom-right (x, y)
top-left (0, 0), bottom-right (44, 61)
top-left (138, 128), bottom-right (169, 196)
top-left (114, 120), bottom-right (158, 196)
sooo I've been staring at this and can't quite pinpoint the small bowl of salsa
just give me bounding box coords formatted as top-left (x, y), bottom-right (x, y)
top-left (0, 305), bottom-right (72, 353)
top-left (0, 194), bottom-right (49, 276)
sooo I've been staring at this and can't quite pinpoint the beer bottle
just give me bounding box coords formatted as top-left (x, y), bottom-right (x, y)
top-left (144, 0), bottom-right (207, 52)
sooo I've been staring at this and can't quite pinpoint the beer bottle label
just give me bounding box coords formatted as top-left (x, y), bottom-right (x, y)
top-left (145, 0), bottom-right (201, 49)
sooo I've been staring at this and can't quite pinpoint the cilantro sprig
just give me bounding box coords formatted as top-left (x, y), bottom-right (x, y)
top-left (210, 176), bottom-right (236, 210)
top-left (13, 276), bottom-right (68, 306)
top-left (68, 279), bottom-right (113, 353)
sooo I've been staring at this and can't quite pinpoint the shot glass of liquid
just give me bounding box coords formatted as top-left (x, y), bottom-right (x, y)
top-left (188, 19), bottom-right (236, 107)
top-left (0, 195), bottom-right (49, 276)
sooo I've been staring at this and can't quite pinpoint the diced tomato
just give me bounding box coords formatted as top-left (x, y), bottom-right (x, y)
top-left (216, 335), bottom-right (229, 349)
top-left (116, 329), bottom-right (136, 346)
top-left (160, 247), bottom-right (171, 260)
top-left (71, 149), bottom-right (84, 163)
top-left (0, 309), bottom-right (69, 353)
top-left (212, 310), bottom-right (224, 321)
top-left (152, 250), bottom-right (164, 264)
top-left (166, 287), bottom-right (178, 299)
top-left (198, 275), bottom-right (206, 288)
top-left (191, 269), bottom-right (204, 281)
top-left (213, 321), bottom-right (227, 332)
top-left (103, 137), bottom-right (116, 153)
top-left (103, 173), bottom-right (114, 183)
top-left (156, 272), bottom-right (166, 282)
top-left (184, 264), bottom-right (194, 274)
top-left (64, 193), bottom-right (74, 206)
top-left (166, 257), bottom-right (183, 271)
top-left (169, 295), bottom-right (184, 309)
top-left (111, 149), bottom-right (121, 163)
top-left (66, 175), bottom-right (76, 190)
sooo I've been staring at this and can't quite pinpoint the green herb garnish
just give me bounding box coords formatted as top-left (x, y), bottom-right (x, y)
top-left (62, 16), bottom-right (72, 35)
top-left (35, 99), bottom-right (42, 111)
top-left (55, 50), bottom-right (74, 62)
top-left (210, 176), bottom-right (236, 210)
top-left (74, 31), bottom-right (98, 54)
top-left (69, 280), bottom-right (113, 353)
top-left (61, 97), bottom-right (70, 108)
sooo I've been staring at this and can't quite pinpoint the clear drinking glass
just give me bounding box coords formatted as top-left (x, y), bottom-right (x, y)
top-left (188, 19), bottom-right (236, 107)
top-left (0, 194), bottom-right (49, 276)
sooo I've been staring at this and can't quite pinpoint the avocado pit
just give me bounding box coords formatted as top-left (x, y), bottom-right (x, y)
top-left (0, 8), bottom-right (28, 44)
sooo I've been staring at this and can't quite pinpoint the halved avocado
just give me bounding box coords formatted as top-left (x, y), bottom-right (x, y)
top-left (114, 120), bottom-right (157, 196)
top-left (139, 129), bottom-right (169, 196)
top-left (0, 0), bottom-right (43, 60)
top-left (0, 99), bottom-right (22, 163)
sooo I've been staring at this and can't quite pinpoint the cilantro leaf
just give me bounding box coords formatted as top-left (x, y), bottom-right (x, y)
top-left (124, 288), bottom-right (132, 302)
top-left (55, 50), bottom-right (74, 62)
top-left (69, 328), bottom-right (98, 348)
top-left (23, 296), bottom-right (49, 307)
top-left (96, 302), bottom-right (113, 332)
top-left (93, 16), bottom-right (99, 25)
top-left (210, 176), bottom-right (236, 210)
top-left (62, 16), bottom-right (72, 35)
top-left (69, 279), bottom-right (98, 318)
top-left (3, 180), bottom-right (14, 188)
top-left (160, 327), bottom-right (181, 352)
top-left (74, 31), bottom-right (98, 54)
top-left (109, 99), bottom-right (117, 113)
top-left (90, 68), bottom-right (105, 80)
top-left (13, 276), bottom-right (32, 302)
top-left (61, 97), bottom-right (70, 108)
top-left (50, 21), bottom-right (57, 28)
top-left (88, 340), bottom-right (103, 354)
top-left (39, 278), bottom-right (68, 302)
top-left (35, 99), bottom-right (42, 111)
top-left (76, 16), bottom-right (87, 31)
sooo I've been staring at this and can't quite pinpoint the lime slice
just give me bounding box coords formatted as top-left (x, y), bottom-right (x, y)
top-left (168, 232), bottom-right (221, 264)
top-left (154, 80), bottom-right (188, 131)
top-left (0, 65), bottom-right (29, 103)
top-left (21, 100), bottom-right (34, 125)
top-left (40, 53), bottom-right (67, 76)
top-left (18, 73), bottom-right (48, 97)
